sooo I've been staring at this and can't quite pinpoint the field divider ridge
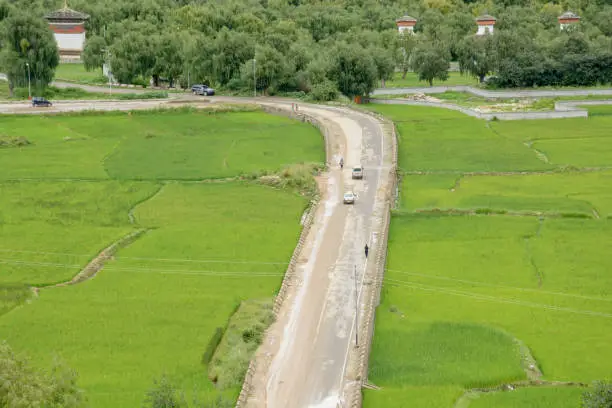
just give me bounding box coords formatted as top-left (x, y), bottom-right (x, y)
top-left (38, 228), bottom-right (149, 291)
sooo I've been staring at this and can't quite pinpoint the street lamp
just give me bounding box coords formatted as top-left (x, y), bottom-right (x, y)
top-left (105, 50), bottom-right (112, 95)
top-left (253, 58), bottom-right (256, 98)
top-left (26, 62), bottom-right (31, 99)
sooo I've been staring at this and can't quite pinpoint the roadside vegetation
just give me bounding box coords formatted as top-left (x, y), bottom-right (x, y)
top-left (365, 104), bottom-right (612, 408)
top-left (0, 107), bottom-right (324, 407)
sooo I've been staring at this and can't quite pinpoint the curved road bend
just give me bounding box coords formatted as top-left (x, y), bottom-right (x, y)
top-left (0, 95), bottom-right (393, 408)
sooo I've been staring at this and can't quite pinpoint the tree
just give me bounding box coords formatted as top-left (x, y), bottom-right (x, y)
top-left (411, 44), bottom-right (450, 86)
top-left (394, 32), bottom-right (417, 79)
top-left (327, 43), bottom-right (377, 99)
top-left (457, 35), bottom-right (495, 83)
top-left (368, 47), bottom-right (395, 87)
top-left (0, 12), bottom-right (59, 96)
top-left (152, 33), bottom-right (184, 87)
top-left (240, 44), bottom-right (289, 94)
top-left (109, 29), bottom-right (156, 84)
top-left (0, 341), bottom-right (85, 408)
top-left (582, 381), bottom-right (612, 408)
top-left (82, 35), bottom-right (106, 71)
top-left (211, 28), bottom-right (254, 85)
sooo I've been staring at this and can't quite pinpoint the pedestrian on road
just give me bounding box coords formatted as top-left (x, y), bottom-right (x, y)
top-left (364, 244), bottom-right (369, 258)
top-left (339, 157), bottom-right (344, 170)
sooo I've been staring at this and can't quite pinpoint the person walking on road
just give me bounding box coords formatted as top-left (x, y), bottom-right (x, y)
top-left (339, 157), bottom-right (344, 170)
top-left (364, 244), bottom-right (369, 259)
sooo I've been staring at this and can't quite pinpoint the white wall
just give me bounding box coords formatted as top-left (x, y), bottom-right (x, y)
top-left (476, 25), bottom-right (494, 35)
top-left (398, 25), bottom-right (414, 33)
top-left (54, 32), bottom-right (85, 51)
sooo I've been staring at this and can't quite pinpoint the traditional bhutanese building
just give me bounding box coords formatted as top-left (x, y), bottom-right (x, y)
top-left (558, 11), bottom-right (580, 30)
top-left (396, 15), bottom-right (417, 34)
top-left (476, 14), bottom-right (496, 35)
top-left (44, 1), bottom-right (89, 62)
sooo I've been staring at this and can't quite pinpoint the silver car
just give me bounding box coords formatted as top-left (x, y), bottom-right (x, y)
top-left (343, 191), bottom-right (355, 204)
top-left (352, 166), bottom-right (363, 179)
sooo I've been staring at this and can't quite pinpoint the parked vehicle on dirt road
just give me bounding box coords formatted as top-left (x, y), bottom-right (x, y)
top-left (343, 191), bottom-right (355, 204)
top-left (352, 165), bottom-right (363, 179)
top-left (32, 97), bottom-right (52, 107)
top-left (191, 84), bottom-right (215, 96)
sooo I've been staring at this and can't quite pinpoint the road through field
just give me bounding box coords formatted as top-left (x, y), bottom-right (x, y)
top-left (0, 95), bottom-right (393, 408)
top-left (234, 101), bottom-right (391, 408)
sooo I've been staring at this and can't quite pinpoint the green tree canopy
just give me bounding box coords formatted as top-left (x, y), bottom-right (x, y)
top-left (0, 11), bottom-right (58, 95)
top-left (327, 43), bottom-right (377, 98)
top-left (0, 342), bottom-right (85, 408)
top-left (411, 43), bottom-right (450, 86)
top-left (457, 34), bottom-right (495, 83)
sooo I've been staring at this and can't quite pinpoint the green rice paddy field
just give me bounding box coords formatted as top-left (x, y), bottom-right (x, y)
top-left (364, 105), bottom-right (612, 407)
top-left (0, 108), bottom-right (324, 406)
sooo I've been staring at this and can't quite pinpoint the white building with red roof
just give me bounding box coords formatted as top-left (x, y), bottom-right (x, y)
top-left (558, 11), bottom-right (580, 30)
top-left (396, 15), bottom-right (417, 34)
top-left (476, 14), bottom-right (496, 35)
top-left (44, 1), bottom-right (89, 61)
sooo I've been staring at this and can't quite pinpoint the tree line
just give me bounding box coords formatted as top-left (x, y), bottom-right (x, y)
top-left (2, 0), bottom-right (612, 96)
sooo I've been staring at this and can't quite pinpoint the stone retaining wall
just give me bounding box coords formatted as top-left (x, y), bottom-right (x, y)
top-left (373, 85), bottom-right (612, 98)
top-left (373, 99), bottom-right (590, 120)
top-left (345, 110), bottom-right (398, 408)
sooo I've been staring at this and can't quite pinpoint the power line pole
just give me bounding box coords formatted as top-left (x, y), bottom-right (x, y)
top-left (253, 58), bottom-right (256, 98)
top-left (354, 264), bottom-right (358, 348)
top-left (26, 62), bottom-right (31, 100)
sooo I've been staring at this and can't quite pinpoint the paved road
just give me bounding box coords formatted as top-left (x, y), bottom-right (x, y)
top-left (247, 102), bottom-right (389, 408)
top-left (373, 85), bottom-right (612, 98)
top-left (0, 95), bottom-right (393, 408)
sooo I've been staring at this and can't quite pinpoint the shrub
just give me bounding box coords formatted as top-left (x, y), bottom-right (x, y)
top-left (143, 375), bottom-right (185, 408)
top-left (582, 380), bottom-right (612, 408)
top-left (310, 80), bottom-right (339, 101)
top-left (117, 91), bottom-right (168, 100)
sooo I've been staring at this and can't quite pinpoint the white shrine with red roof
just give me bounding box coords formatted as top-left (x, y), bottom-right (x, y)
top-left (558, 11), bottom-right (580, 30)
top-left (44, 1), bottom-right (89, 61)
top-left (476, 14), bottom-right (496, 35)
top-left (396, 15), bottom-right (417, 34)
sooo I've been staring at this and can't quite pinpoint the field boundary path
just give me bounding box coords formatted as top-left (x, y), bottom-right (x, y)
top-left (42, 229), bottom-right (149, 290)
top-left (0, 95), bottom-right (397, 408)
top-left (371, 98), bottom-right (612, 120)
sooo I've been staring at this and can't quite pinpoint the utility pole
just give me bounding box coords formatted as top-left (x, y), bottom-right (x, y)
top-left (354, 264), bottom-right (359, 348)
top-left (26, 62), bottom-right (31, 100)
top-left (253, 58), bottom-right (256, 98)
top-left (107, 50), bottom-right (112, 95)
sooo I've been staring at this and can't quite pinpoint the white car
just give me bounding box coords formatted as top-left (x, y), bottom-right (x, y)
top-left (343, 191), bottom-right (355, 204)
top-left (352, 165), bottom-right (364, 179)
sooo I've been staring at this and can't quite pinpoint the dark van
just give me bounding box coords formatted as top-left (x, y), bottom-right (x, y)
top-left (32, 97), bottom-right (52, 107)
